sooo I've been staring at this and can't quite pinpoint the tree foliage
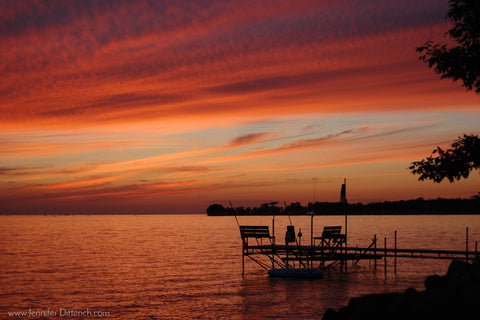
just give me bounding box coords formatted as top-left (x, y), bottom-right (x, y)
top-left (417, 0), bottom-right (480, 93)
top-left (206, 204), bottom-right (227, 215)
top-left (409, 134), bottom-right (480, 182)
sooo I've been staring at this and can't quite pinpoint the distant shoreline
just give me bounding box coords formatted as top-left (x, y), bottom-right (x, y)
top-left (206, 197), bottom-right (480, 216)
top-left (207, 212), bottom-right (480, 216)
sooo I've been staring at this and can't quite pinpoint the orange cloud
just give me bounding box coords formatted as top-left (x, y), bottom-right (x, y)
top-left (2, 1), bottom-right (480, 213)
top-left (2, 0), bottom-right (478, 131)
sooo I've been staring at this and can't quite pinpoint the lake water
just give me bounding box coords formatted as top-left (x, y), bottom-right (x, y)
top-left (1, 214), bottom-right (480, 319)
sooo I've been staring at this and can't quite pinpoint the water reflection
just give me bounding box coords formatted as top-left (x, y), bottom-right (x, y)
top-left (0, 214), bottom-right (478, 319)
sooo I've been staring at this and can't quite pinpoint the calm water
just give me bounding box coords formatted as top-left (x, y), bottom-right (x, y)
top-left (1, 214), bottom-right (480, 319)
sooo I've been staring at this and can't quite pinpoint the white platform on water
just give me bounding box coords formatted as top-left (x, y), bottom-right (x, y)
top-left (267, 268), bottom-right (324, 278)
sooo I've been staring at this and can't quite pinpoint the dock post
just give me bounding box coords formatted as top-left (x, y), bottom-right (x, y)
top-left (394, 231), bottom-right (397, 274)
top-left (344, 241), bottom-right (347, 273)
top-left (384, 237), bottom-right (387, 276)
top-left (242, 249), bottom-right (245, 275)
top-left (340, 245), bottom-right (344, 273)
top-left (286, 244), bottom-right (289, 269)
top-left (272, 216), bottom-right (275, 244)
top-left (272, 216), bottom-right (275, 269)
top-left (476, 241), bottom-right (478, 263)
top-left (374, 234), bottom-right (377, 270)
top-left (466, 227), bottom-right (469, 263)
top-left (310, 214), bottom-right (314, 268)
top-left (311, 214), bottom-right (313, 247)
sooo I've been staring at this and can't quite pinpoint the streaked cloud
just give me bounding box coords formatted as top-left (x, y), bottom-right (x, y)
top-left (228, 132), bottom-right (272, 147)
top-left (1, 0), bottom-right (480, 213)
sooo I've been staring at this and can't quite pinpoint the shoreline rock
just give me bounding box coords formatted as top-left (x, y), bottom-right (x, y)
top-left (322, 260), bottom-right (480, 320)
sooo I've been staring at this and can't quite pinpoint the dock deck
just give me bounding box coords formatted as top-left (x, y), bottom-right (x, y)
top-left (239, 225), bottom-right (480, 274)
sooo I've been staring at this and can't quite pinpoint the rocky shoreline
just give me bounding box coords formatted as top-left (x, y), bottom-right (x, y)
top-left (322, 260), bottom-right (480, 320)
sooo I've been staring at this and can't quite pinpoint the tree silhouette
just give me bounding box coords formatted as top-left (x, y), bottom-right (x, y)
top-left (206, 204), bottom-right (226, 215)
top-left (409, 134), bottom-right (480, 182)
top-left (417, 0), bottom-right (480, 93)
top-left (411, 0), bottom-right (480, 183)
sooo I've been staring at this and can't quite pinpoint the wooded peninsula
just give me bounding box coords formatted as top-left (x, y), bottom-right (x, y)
top-left (206, 196), bottom-right (480, 216)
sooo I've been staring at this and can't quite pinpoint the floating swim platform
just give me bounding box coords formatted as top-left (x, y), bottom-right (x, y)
top-left (267, 268), bottom-right (324, 278)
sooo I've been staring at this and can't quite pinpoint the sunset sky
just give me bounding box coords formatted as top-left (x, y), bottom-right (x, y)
top-left (1, 0), bottom-right (479, 214)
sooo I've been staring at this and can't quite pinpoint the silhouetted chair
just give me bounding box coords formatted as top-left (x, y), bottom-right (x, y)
top-left (239, 226), bottom-right (274, 247)
top-left (314, 226), bottom-right (346, 249)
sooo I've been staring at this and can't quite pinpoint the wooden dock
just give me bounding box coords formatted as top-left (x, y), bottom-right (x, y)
top-left (230, 181), bottom-right (479, 275)
top-left (239, 225), bottom-right (480, 274)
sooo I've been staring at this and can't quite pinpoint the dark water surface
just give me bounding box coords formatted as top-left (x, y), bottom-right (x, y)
top-left (1, 214), bottom-right (479, 319)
